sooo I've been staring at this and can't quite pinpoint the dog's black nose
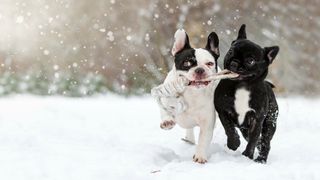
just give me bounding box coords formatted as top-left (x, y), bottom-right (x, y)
top-left (195, 67), bottom-right (205, 75)
top-left (230, 61), bottom-right (238, 71)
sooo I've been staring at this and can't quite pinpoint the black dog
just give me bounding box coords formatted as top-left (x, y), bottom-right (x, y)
top-left (214, 24), bottom-right (279, 163)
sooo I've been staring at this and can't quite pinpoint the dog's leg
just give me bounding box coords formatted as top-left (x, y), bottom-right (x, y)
top-left (182, 128), bottom-right (195, 144)
top-left (242, 111), bottom-right (261, 159)
top-left (160, 120), bottom-right (176, 130)
top-left (239, 128), bottom-right (249, 141)
top-left (255, 102), bottom-right (278, 163)
top-left (159, 107), bottom-right (176, 130)
top-left (219, 112), bottom-right (240, 150)
top-left (193, 119), bottom-right (214, 164)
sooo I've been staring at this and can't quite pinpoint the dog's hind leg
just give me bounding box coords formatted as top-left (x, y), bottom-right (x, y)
top-left (181, 128), bottom-right (195, 144)
top-left (193, 120), bottom-right (214, 164)
top-left (255, 101), bottom-right (278, 163)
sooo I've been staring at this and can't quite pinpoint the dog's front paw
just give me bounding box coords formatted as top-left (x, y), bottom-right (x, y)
top-left (254, 156), bottom-right (267, 164)
top-left (227, 137), bottom-right (240, 151)
top-left (193, 153), bottom-right (207, 164)
top-left (160, 120), bottom-right (176, 130)
top-left (242, 149), bottom-right (254, 159)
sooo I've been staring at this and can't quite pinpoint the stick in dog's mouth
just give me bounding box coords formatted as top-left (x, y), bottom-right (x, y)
top-left (183, 70), bottom-right (239, 87)
top-left (204, 69), bottom-right (239, 81)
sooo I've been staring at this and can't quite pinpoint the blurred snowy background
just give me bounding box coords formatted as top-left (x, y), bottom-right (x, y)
top-left (0, 0), bottom-right (319, 96)
top-left (1, 1), bottom-right (320, 180)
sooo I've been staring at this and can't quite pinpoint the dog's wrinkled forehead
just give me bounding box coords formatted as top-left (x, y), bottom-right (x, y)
top-left (174, 48), bottom-right (216, 71)
top-left (230, 40), bottom-right (264, 59)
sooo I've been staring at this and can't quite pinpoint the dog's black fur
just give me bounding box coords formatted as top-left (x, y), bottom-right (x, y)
top-left (214, 24), bottom-right (279, 163)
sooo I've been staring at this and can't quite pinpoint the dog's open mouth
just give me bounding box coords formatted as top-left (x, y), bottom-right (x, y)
top-left (230, 73), bottom-right (254, 80)
top-left (188, 80), bottom-right (211, 86)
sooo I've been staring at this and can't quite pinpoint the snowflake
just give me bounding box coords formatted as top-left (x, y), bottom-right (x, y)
top-left (43, 50), bottom-right (50, 55)
top-left (16, 16), bottom-right (24, 24)
top-left (126, 35), bottom-right (132, 41)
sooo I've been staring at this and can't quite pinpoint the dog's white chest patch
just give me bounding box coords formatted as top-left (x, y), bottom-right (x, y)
top-left (234, 88), bottom-right (252, 125)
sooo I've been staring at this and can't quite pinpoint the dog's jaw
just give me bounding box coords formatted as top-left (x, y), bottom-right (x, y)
top-left (188, 80), bottom-right (212, 88)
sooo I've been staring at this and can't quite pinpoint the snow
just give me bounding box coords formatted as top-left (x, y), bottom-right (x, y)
top-left (144, 33), bottom-right (150, 41)
top-left (0, 96), bottom-right (319, 180)
top-left (126, 35), bottom-right (132, 41)
top-left (99, 28), bottom-right (106, 32)
top-left (107, 31), bottom-right (114, 42)
top-left (43, 50), bottom-right (50, 55)
top-left (53, 65), bottom-right (59, 70)
top-left (16, 16), bottom-right (24, 24)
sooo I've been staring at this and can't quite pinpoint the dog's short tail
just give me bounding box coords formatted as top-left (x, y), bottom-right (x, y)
top-left (265, 81), bottom-right (275, 88)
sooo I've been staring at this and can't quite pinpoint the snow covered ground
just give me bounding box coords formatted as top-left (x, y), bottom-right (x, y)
top-left (0, 95), bottom-right (319, 180)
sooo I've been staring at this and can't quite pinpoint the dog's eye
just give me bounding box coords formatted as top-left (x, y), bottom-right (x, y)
top-left (183, 60), bottom-right (192, 67)
top-left (206, 62), bottom-right (214, 66)
top-left (245, 58), bottom-right (256, 66)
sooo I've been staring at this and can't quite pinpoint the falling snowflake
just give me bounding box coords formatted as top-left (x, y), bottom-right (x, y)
top-left (145, 33), bottom-right (150, 41)
top-left (16, 16), bottom-right (24, 24)
top-left (107, 31), bottom-right (114, 41)
top-left (53, 65), bottom-right (59, 70)
top-left (43, 50), bottom-right (50, 55)
top-left (126, 35), bottom-right (132, 41)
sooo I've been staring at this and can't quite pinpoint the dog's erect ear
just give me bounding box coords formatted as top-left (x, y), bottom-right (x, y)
top-left (205, 32), bottom-right (219, 56)
top-left (237, 24), bottom-right (247, 40)
top-left (171, 29), bottom-right (191, 56)
top-left (264, 46), bottom-right (279, 64)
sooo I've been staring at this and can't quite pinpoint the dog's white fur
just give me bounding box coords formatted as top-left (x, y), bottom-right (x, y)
top-left (155, 49), bottom-right (219, 164)
top-left (160, 60), bottom-right (217, 163)
top-left (152, 29), bottom-right (238, 164)
top-left (234, 88), bottom-right (253, 125)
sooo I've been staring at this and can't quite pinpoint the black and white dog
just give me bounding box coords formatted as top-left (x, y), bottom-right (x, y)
top-left (152, 29), bottom-right (237, 163)
top-left (214, 24), bottom-right (279, 163)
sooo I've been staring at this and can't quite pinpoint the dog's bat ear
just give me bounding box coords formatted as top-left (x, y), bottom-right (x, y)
top-left (264, 46), bottom-right (279, 64)
top-left (171, 29), bottom-right (191, 56)
top-left (237, 24), bottom-right (247, 40)
top-left (206, 32), bottom-right (219, 56)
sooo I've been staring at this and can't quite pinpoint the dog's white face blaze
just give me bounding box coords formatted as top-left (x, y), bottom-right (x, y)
top-left (234, 88), bottom-right (253, 125)
top-left (176, 48), bottom-right (216, 83)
